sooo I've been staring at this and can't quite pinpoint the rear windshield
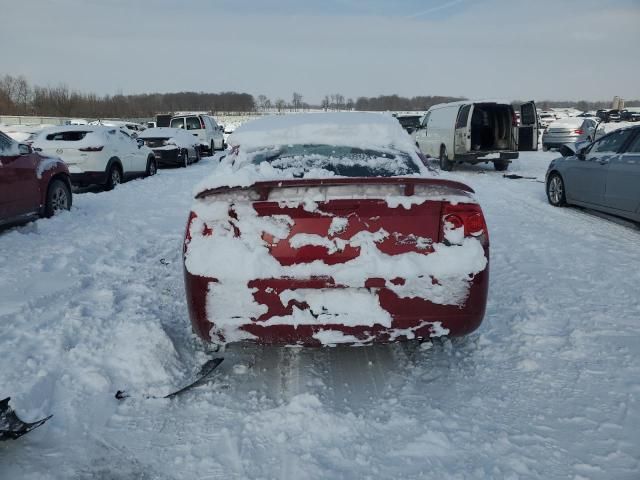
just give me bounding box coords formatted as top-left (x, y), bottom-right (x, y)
top-left (248, 144), bottom-right (419, 178)
top-left (45, 131), bottom-right (90, 141)
top-left (397, 116), bottom-right (421, 129)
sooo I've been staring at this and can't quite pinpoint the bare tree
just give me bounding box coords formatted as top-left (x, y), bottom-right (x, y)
top-left (275, 98), bottom-right (286, 113)
top-left (292, 92), bottom-right (303, 112)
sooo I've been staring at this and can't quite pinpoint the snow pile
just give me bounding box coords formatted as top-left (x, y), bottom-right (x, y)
top-left (138, 127), bottom-right (200, 149)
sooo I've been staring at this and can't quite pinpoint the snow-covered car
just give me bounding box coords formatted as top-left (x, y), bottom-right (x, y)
top-left (594, 121), bottom-right (636, 140)
top-left (88, 120), bottom-right (145, 136)
top-left (542, 117), bottom-right (598, 151)
top-left (538, 112), bottom-right (557, 130)
top-left (32, 125), bottom-right (157, 189)
top-left (170, 114), bottom-right (225, 155)
top-left (138, 127), bottom-right (200, 167)
top-left (183, 113), bottom-right (490, 346)
top-left (0, 131), bottom-right (72, 227)
top-left (546, 125), bottom-right (640, 222)
top-left (394, 113), bottom-right (423, 137)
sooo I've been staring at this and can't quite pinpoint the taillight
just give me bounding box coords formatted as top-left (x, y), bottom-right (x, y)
top-left (79, 146), bottom-right (104, 152)
top-left (574, 129), bottom-right (583, 135)
top-left (512, 111), bottom-right (518, 126)
top-left (200, 118), bottom-right (205, 129)
top-left (439, 203), bottom-right (488, 244)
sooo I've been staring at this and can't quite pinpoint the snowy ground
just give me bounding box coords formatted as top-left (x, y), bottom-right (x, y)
top-left (1, 151), bottom-right (639, 479)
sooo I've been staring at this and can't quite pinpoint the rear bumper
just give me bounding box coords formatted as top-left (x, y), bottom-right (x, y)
top-left (454, 151), bottom-right (518, 164)
top-left (70, 171), bottom-right (108, 187)
top-left (152, 148), bottom-right (184, 166)
top-left (184, 268), bottom-right (489, 346)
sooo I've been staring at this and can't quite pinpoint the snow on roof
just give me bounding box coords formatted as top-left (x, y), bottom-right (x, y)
top-left (228, 112), bottom-right (416, 152)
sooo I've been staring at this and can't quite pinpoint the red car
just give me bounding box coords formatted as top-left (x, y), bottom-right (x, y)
top-left (183, 113), bottom-right (489, 346)
top-left (0, 131), bottom-right (72, 227)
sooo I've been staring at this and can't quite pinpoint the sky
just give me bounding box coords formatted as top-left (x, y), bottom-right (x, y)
top-left (2, 0), bottom-right (640, 103)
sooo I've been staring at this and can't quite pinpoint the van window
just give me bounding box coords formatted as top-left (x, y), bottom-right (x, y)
top-left (170, 118), bottom-right (185, 129)
top-left (455, 105), bottom-right (471, 129)
top-left (186, 117), bottom-right (201, 130)
top-left (521, 103), bottom-right (536, 125)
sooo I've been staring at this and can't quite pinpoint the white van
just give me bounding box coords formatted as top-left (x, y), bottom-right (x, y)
top-left (169, 114), bottom-right (225, 155)
top-left (416, 100), bottom-right (538, 171)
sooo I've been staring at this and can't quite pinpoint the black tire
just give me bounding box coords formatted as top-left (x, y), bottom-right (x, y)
top-left (493, 160), bottom-right (509, 171)
top-left (44, 178), bottom-right (71, 217)
top-left (210, 141), bottom-right (215, 156)
top-left (182, 149), bottom-right (189, 168)
top-left (194, 148), bottom-right (201, 163)
top-left (439, 146), bottom-right (453, 171)
top-left (106, 164), bottom-right (122, 190)
top-left (146, 156), bottom-right (157, 177)
top-left (546, 172), bottom-right (566, 207)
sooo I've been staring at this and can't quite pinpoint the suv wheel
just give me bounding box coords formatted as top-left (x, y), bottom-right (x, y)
top-left (45, 179), bottom-right (71, 217)
top-left (146, 157), bottom-right (157, 176)
top-left (106, 164), bottom-right (122, 190)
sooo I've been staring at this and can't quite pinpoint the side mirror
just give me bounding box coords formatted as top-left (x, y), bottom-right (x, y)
top-left (219, 125), bottom-right (224, 131)
top-left (18, 144), bottom-right (32, 155)
top-left (137, 138), bottom-right (145, 148)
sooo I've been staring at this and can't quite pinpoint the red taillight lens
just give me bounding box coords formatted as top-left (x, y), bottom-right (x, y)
top-left (574, 129), bottom-right (583, 135)
top-left (440, 203), bottom-right (488, 243)
top-left (79, 146), bottom-right (104, 152)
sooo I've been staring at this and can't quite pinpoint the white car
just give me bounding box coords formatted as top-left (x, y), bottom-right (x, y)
top-left (138, 127), bottom-right (201, 167)
top-left (169, 114), bottom-right (224, 155)
top-left (32, 125), bottom-right (157, 189)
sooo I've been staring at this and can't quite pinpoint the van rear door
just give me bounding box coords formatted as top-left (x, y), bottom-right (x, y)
top-left (454, 104), bottom-right (472, 154)
top-left (519, 101), bottom-right (538, 151)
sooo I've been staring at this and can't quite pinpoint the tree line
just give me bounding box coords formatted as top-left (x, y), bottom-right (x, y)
top-left (1, 74), bottom-right (637, 119)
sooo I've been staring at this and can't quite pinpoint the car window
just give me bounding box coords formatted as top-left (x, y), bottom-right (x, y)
top-left (186, 117), bottom-right (201, 130)
top-left (625, 132), bottom-right (640, 153)
top-left (455, 105), bottom-right (471, 129)
top-left (170, 118), bottom-right (185, 129)
top-left (0, 131), bottom-right (15, 153)
top-left (588, 129), bottom-right (634, 154)
top-left (209, 117), bottom-right (218, 129)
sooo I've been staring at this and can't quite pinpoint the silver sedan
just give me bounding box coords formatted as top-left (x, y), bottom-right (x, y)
top-left (542, 118), bottom-right (599, 151)
top-left (546, 126), bottom-right (640, 223)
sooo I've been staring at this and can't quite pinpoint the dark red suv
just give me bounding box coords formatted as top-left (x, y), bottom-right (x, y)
top-left (0, 131), bottom-right (72, 227)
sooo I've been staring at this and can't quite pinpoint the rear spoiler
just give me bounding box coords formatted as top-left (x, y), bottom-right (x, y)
top-left (196, 177), bottom-right (475, 201)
